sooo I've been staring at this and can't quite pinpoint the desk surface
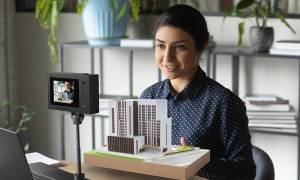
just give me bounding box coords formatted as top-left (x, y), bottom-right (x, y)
top-left (58, 162), bottom-right (206, 180)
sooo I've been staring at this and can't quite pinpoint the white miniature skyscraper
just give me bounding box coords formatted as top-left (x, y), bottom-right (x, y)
top-left (108, 99), bottom-right (171, 154)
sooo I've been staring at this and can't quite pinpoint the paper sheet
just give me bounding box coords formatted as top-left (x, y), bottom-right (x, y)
top-left (25, 152), bottom-right (60, 165)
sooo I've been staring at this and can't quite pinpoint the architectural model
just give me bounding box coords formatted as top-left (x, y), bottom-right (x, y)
top-left (107, 99), bottom-right (172, 154)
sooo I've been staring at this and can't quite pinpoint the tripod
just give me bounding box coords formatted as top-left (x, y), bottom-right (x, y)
top-left (71, 112), bottom-right (85, 180)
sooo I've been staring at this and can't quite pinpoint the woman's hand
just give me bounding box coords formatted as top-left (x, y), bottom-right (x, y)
top-left (180, 137), bottom-right (189, 146)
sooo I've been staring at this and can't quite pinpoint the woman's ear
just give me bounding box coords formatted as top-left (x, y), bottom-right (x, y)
top-left (203, 40), bottom-right (209, 50)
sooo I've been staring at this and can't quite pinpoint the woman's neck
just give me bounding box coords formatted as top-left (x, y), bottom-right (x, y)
top-left (170, 67), bottom-right (198, 94)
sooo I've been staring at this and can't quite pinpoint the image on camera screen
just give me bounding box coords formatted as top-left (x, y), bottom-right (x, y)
top-left (52, 80), bottom-right (76, 105)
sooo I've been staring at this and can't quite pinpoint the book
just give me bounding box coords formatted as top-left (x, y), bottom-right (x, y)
top-left (249, 123), bottom-right (297, 129)
top-left (272, 40), bottom-right (300, 50)
top-left (247, 110), bottom-right (296, 116)
top-left (249, 127), bottom-right (297, 134)
top-left (249, 119), bottom-right (296, 124)
top-left (269, 48), bottom-right (300, 56)
top-left (120, 39), bottom-right (154, 48)
top-left (245, 103), bottom-right (290, 112)
top-left (244, 95), bottom-right (280, 102)
top-left (247, 115), bottom-right (295, 120)
top-left (244, 95), bottom-right (289, 105)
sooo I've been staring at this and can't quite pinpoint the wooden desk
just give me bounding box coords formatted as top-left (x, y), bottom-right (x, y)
top-left (58, 162), bottom-right (207, 180)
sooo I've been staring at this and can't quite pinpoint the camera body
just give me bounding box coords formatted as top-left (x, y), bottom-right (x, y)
top-left (48, 73), bottom-right (99, 114)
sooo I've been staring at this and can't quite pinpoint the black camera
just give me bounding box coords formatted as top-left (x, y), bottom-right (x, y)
top-left (48, 73), bottom-right (99, 114)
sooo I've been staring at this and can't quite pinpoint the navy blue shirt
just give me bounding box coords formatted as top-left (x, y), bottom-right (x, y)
top-left (140, 66), bottom-right (256, 179)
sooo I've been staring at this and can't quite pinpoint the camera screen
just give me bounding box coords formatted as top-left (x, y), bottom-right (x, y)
top-left (50, 78), bottom-right (79, 107)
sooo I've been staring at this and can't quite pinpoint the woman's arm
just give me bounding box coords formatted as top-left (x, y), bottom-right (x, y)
top-left (199, 93), bottom-right (256, 179)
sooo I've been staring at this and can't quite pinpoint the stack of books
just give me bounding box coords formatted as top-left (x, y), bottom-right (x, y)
top-left (270, 40), bottom-right (300, 56)
top-left (244, 95), bottom-right (297, 133)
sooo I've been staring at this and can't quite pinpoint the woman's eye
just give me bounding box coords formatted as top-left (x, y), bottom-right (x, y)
top-left (156, 44), bottom-right (165, 49)
top-left (176, 44), bottom-right (186, 50)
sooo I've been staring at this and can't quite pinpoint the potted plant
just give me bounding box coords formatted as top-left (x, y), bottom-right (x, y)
top-left (0, 100), bottom-right (35, 152)
top-left (35, 0), bottom-right (142, 63)
top-left (225, 0), bottom-right (296, 52)
top-left (127, 0), bottom-right (169, 39)
top-left (127, 0), bottom-right (202, 39)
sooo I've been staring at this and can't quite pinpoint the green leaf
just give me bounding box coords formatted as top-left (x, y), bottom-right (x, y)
top-left (0, 100), bottom-right (9, 109)
top-left (129, 0), bottom-right (142, 21)
top-left (35, 0), bottom-right (62, 63)
top-left (274, 10), bottom-right (296, 34)
top-left (77, 0), bottom-right (88, 15)
top-left (117, 1), bottom-right (128, 21)
top-left (110, 0), bottom-right (118, 10)
top-left (238, 22), bottom-right (245, 47)
top-left (237, 0), bottom-right (254, 10)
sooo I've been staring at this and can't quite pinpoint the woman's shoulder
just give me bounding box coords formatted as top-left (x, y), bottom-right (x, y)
top-left (140, 80), bottom-right (167, 99)
top-left (205, 77), bottom-right (243, 104)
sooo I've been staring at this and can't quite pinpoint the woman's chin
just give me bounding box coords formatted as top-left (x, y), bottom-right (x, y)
top-left (164, 72), bottom-right (178, 80)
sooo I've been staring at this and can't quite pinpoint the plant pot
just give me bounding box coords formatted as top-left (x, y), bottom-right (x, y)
top-left (127, 15), bottom-right (158, 39)
top-left (82, 0), bottom-right (129, 46)
top-left (249, 26), bottom-right (274, 52)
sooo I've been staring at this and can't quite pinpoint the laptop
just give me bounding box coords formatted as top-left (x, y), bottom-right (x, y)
top-left (0, 128), bottom-right (74, 180)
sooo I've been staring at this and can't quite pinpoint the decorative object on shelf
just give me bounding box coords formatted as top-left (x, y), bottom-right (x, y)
top-left (0, 100), bottom-right (35, 152)
top-left (35, 0), bottom-right (142, 63)
top-left (127, 0), bottom-right (202, 39)
top-left (120, 38), bottom-right (154, 48)
top-left (35, 0), bottom-right (87, 63)
top-left (249, 26), bottom-right (274, 52)
top-left (243, 95), bottom-right (297, 132)
top-left (127, 0), bottom-right (169, 39)
top-left (225, 0), bottom-right (296, 52)
top-left (270, 39), bottom-right (300, 56)
top-left (82, 0), bottom-right (130, 46)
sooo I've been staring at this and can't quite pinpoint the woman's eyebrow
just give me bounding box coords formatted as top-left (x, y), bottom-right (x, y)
top-left (155, 39), bottom-right (189, 44)
top-left (155, 39), bottom-right (165, 43)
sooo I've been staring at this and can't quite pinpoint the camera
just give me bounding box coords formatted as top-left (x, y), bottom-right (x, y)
top-left (48, 73), bottom-right (99, 114)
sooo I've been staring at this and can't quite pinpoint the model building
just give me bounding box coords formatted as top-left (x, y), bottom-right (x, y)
top-left (108, 99), bottom-right (172, 154)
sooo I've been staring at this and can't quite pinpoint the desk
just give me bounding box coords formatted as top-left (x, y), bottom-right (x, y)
top-left (58, 162), bottom-right (206, 180)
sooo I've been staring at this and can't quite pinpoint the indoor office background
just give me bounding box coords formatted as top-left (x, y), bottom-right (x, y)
top-left (1, 0), bottom-right (300, 180)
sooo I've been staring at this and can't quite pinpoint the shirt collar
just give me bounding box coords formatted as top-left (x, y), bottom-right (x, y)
top-left (162, 80), bottom-right (173, 99)
top-left (161, 66), bottom-right (207, 100)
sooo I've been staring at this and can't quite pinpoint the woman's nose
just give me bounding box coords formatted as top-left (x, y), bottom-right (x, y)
top-left (163, 47), bottom-right (174, 61)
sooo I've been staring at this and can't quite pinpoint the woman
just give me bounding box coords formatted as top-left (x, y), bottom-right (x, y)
top-left (140, 4), bottom-right (256, 180)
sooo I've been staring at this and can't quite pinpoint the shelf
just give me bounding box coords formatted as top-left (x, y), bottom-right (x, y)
top-left (61, 40), bottom-right (154, 50)
top-left (211, 45), bottom-right (300, 178)
top-left (212, 46), bottom-right (300, 59)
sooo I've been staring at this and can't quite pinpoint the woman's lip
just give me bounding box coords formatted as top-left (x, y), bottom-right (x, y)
top-left (163, 64), bottom-right (178, 70)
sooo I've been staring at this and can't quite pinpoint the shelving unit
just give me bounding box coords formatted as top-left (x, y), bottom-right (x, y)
top-left (59, 40), bottom-right (213, 161)
top-left (59, 42), bottom-right (299, 177)
top-left (210, 45), bottom-right (300, 178)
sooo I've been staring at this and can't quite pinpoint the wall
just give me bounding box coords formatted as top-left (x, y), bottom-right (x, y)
top-left (0, 0), bottom-right (8, 125)
top-left (0, 0), bottom-right (17, 126)
top-left (0, 0), bottom-right (6, 109)
top-left (15, 13), bottom-right (300, 180)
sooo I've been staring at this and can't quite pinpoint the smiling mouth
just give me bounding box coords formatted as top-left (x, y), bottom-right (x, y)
top-left (163, 64), bottom-right (178, 71)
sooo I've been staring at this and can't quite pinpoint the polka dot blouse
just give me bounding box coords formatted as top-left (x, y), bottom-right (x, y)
top-left (140, 66), bottom-right (256, 179)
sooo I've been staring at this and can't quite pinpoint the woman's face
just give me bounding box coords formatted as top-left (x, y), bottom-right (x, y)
top-left (155, 26), bottom-right (200, 80)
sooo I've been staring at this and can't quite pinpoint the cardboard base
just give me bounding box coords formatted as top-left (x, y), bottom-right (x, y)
top-left (84, 148), bottom-right (210, 180)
